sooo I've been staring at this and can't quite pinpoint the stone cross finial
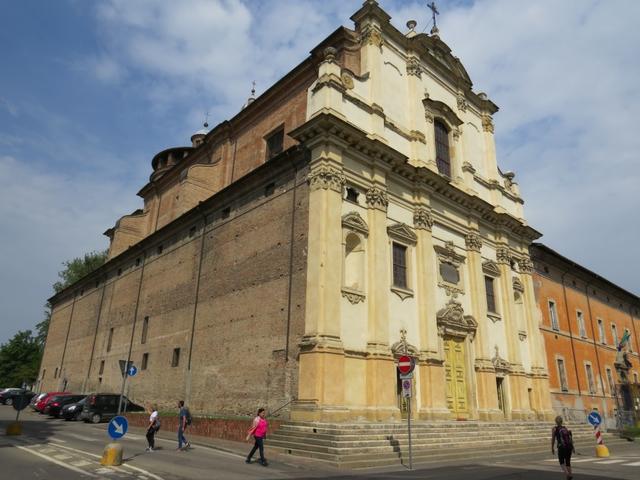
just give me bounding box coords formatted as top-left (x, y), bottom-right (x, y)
top-left (428, 2), bottom-right (439, 34)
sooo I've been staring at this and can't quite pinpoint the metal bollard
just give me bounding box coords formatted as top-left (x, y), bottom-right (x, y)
top-left (100, 442), bottom-right (123, 466)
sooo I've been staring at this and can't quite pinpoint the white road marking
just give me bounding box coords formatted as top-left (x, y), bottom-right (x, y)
top-left (595, 459), bottom-right (626, 464)
top-left (54, 454), bottom-right (73, 460)
top-left (570, 458), bottom-right (600, 463)
top-left (49, 441), bottom-right (166, 480)
top-left (16, 445), bottom-right (98, 478)
top-left (71, 460), bottom-right (93, 467)
top-left (64, 433), bottom-right (100, 442)
top-left (624, 461), bottom-right (640, 466)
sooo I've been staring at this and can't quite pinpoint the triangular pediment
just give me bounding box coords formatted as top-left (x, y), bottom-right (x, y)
top-left (482, 260), bottom-right (501, 277)
top-left (387, 222), bottom-right (417, 245)
top-left (342, 211), bottom-right (369, 236)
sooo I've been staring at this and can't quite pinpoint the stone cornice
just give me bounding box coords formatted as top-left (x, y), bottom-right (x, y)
top-left (289, 112), bottom-right (542, 242)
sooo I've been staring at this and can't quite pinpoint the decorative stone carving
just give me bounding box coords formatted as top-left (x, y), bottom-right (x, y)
top-left (457, 92), bottom-right (468, 112)
top-left (615, 349), bottom-right (633, 383)
top-left (341, 288), bottom-right (365, 305)
top-left (362, 27), bottom-right (383, 49)
top-left (496, 246), bottom-right (511, 265)
top-left (465, 232), bottom-right (482, 252)
top-left (307, 165), bottom-right (346, 193)
top-left (475, 358), bottom-right (495, 373)
top-left (482, 259), bottom-right (501, 277)
top-left (391, 328), bottom-right (419, 356)
top-left (482, 114), bottom-right (494, 133)
top-left (425, 111), bottom-right (434, 124)
top-left (436, 298), bottom-right (477, 341)
top-left (341, 72), bottom-right (354, 89)
top-left (413, 207), bottom-right (434, 231)
top-left (387, 223), bottom-right (417, 245)
top-left (452, 127), bottom-right (462, 141)
top-left (492, 346), bottom-right (511, 377)
top-left (323, 46), bottom-right (337, 63)
top-left (365, 186), bottom-right (388, 211)
top-left (519, 256), bottom-right (534, 274)
top-left (342, 211), bottom-right (369, 236)
top-left (435, 241), bottom-right (466, 296)
top-left (423, 98), bottom-right (463, 129)
top-left (512, 277), bottom-right (525, 293)
top-left (406, 57), bottom-right (422, 78)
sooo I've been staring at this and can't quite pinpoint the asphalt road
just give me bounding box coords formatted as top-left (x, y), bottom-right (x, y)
top-left (1, 405), bottom-right (639, 479)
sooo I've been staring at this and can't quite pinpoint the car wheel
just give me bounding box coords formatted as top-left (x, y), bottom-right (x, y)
top-left (91, 413), bottom-right (101, 424)
top-left (5, 398), bottom-right (12, 406)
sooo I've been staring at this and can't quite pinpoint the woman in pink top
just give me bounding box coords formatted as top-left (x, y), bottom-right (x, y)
top-left (245, 407), bottom-right (268, 466)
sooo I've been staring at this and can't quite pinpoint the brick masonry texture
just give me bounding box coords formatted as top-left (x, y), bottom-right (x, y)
top-left (126, 413), bottom-right (283, 442)
top-left (40, 151), bottom-right (310, 419)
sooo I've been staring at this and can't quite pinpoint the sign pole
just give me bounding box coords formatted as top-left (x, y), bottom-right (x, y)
top-left (117, 368), bottom-right (128, 415)
top-left (408, 393), bottom-right (413, 470)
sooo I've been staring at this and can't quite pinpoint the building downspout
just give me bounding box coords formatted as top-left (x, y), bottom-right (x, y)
top-left (58, 292), bottom-right (78, 391)
top-left (83, 280), bottom-right (107, 393)
top-left (185, 205), bottom-right (208, 404)
top-left (284, 152), bottom-right (299, 363)
top-left (561, 270), bottom-right (582, 396)
top-left (585, 281), bottom-right (607, 416)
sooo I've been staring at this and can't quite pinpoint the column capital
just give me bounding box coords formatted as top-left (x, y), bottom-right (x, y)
top-left (365, 185), bottom-right (388, 211)
top-left (519, 255), bottom-right (534, 274)
top-left (413, 207), bottom-right (434, 230)
top-left (307, 164), bottom-right (346, 193)
top-left (496, 245), bottom-right (511, 265)
top-left (465, 232), bottom-right (482, 252)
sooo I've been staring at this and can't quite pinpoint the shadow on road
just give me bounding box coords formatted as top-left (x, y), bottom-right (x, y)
top-left (0, 406), bottom-right (71, 444)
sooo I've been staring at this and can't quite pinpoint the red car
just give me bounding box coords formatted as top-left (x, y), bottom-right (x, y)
top-left (35, 392), bottom-right (70, 413)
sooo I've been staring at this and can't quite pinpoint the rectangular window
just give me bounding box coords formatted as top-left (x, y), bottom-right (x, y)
top-left (577, 311), bottom-right (586, 338)
top-left (141, 353), bottom-right (149, 371)
top-left (611, 324), bottom-right (619, 346)
top-left (107, 327), bottom-right (114, 352)
top-left (586, 364), bottom-right (596, 394)
top-left (548, 300), bottom-right (559, 331)
top-left (99, 360), bottom-right (105, 375)
top-left (598, 319), bottom-right (606, 344)
top-left (434, 120), bottom-right (451, 177)
top-left (172, 348), bottom-right (181, 368)
top-left (265, 128), bottom-right (284, 160)
top-left (141, 316), bottom-right (149, 344)
top-left (54, 367), bottom-right (59, 379)
top-left (557, 359), bottom-right (568, 392)
top-left (392, 243), bottom-right (408, 289)
top-left (485, 276), bottom-right (497, 314)
top-left (606, 368), bottom-right (615, 394)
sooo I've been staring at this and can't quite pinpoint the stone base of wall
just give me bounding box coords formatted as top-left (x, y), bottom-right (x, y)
top-left (126, 413), bottom-right (283, 442)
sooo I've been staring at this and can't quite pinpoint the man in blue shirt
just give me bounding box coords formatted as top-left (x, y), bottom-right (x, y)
top-left (177, 400), bottom-right (191, 451)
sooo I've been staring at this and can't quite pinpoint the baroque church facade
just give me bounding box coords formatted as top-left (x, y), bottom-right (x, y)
top-left (39, 1), bottom-right (555, 422)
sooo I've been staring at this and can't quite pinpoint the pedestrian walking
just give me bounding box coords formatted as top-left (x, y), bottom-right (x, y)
top-left (177, 400), bottom-right (192, 451)
top-left (146, 404), bottom-right (160, 452)
top-left (245, 407), bottom-right (268, 466)
top-left (551, 415), bottom-right (575, 480)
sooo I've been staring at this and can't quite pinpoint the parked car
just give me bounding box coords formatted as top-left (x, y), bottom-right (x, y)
top-left (30, 393), bottom-right (47, 410)
top-left (0, 388), bottom-right (35, 406)
top-left (44, 394), bottom-right (86, 417)
top-left (80, 394), bottom-right (144, 423)
top-left (61, 396), bottom-right (88, 421)
top-left (34, 392), bottom-right (69, 413)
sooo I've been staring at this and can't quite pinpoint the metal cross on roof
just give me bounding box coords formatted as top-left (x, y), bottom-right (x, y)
top-left (428, 1), bottom-right (439, 31)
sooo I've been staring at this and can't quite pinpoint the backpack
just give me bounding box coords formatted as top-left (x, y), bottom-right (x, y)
top-left (556, 426), bottom-right (573, 449)
top-left (185, 408), bottom-right (192, 426)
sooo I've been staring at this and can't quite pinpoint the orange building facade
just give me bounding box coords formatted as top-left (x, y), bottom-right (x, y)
top-left (531, 243), bottom-right (640, 428)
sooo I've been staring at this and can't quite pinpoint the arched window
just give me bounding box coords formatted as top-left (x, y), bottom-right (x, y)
top-left (434, 120), bottom-right (451, 177)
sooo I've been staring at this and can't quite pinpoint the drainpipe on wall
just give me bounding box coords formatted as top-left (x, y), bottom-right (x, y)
top-left (584, 281), bottom-right (607, 418)
top-left (185, 205), bottom-right (208, 405)
top-left (83, 279), bottom-right (107, 393)
top-left (561, 270), bottom-right (582, 396)
top-left (58, 291), bottom-right (78, 391)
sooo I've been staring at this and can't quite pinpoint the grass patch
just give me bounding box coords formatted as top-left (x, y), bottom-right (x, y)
top-left (622, 426), bottom-right (640, 438)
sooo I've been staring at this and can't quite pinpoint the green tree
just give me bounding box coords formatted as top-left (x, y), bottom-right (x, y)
top-left (52, 250), bottom-right (108, 293)
top-left (0, 330), bottom-right (41, 387)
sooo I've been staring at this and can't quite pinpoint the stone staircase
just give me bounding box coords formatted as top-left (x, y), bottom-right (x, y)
top-left (267, 421), bottom-right (626, 468)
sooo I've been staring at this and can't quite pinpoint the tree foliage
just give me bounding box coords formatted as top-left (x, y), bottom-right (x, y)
top-left (53, 250), bottom-right (108, 293)
top-left (0, 250), bottom-right (108, 387)
top-left (0, 330), bottom-right (41, 387)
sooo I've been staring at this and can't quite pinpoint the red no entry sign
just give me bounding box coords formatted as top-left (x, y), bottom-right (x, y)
top-left (398, 355), bottom-right (415, 374)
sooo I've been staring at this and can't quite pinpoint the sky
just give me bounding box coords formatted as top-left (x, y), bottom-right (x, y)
top-left (1, 0), bottom-right (639, 345)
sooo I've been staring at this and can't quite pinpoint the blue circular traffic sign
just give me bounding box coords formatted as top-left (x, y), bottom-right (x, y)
top-left (128, 365), bottom-right (137, 377)
top-left (108, 415), bottom-right (128, 439)
top-left (587, 411), bottom-right (602, 426)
